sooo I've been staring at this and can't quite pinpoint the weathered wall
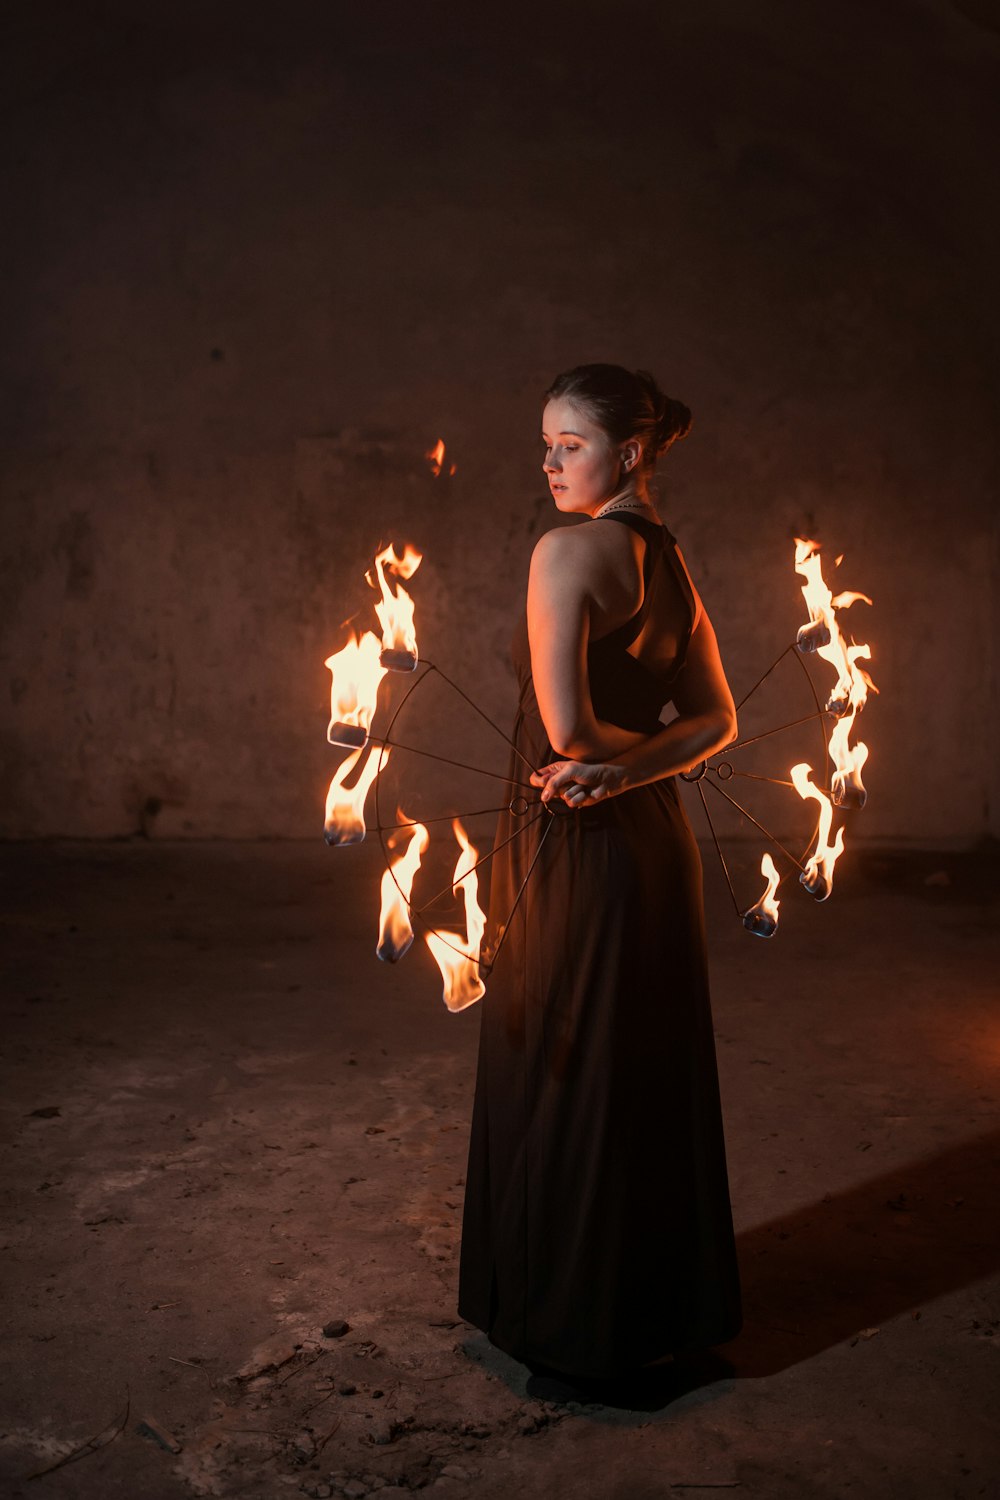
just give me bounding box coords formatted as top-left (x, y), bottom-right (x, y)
top-left (1, 0), bottom-right (997, 844)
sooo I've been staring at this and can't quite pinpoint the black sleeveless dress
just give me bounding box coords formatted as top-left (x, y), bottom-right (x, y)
top-left (457, 513), bottom-right (742, 1379)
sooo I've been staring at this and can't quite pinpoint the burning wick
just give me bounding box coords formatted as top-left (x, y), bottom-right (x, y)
top-left (790, 762), bottom-right (845, 901)
top-left (742, 852), bottom-right (781, 937)
top-left (369, 543), bottom-right (422, 673)
top-left (792, 538), bottom-right (876, 818)
top-left (325, 630), bottom-right (387, 751)
top-left (324, 745), bottom-right (389, 847)
top-left (376, 815), bottom-right (429, 962)
top-left (379, 648), bottom-right (418, 673)
top-left (424, 819), bottom-right (487, 1011)
top-left (831, 744), bottom-right (869, 810)
top-left (796, 618), bottom-right (832, 654)
top-left (328, 722), bottom-right (368, 748)
top-left (800, 865), bottom-right (833, 900)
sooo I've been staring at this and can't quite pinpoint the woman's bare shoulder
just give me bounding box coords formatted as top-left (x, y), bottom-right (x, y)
top-left (532, 519), bottom-right (628, 577)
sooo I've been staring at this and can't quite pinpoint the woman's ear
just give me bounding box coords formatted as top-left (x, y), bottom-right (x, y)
top-left (621, 438), bottom-right (642, 472)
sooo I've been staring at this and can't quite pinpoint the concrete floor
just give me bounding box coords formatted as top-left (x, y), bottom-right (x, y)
top-left (1, 838), bottom-right (998, 1499)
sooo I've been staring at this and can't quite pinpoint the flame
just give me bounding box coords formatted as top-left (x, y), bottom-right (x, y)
top-left (426, 439), bottom-right (446, 477)
top-left (325, 630), bottom-right (387, 746)
top-left (831, 589), bottom-right (873, 610)
top-left (794, 538), bottom-right (876, 810)
top-left (790, 762), bottom-right (845, 900)
top-left (424, 818), bottom-right (487, 1011)
top-left (376, 813), bottom-right (429, 963)
top-left (829, 717), bottom-right (869, 810)
top-left (324, 744), bottom-right (388, 846)
top-left (743, 852), bottom-right (781, 936)
top-left (368, 543), bottom-right (423, 666)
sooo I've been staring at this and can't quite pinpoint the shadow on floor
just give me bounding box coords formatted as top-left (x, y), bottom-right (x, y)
top-left (730, 1128), bottom-right (1000, 1376)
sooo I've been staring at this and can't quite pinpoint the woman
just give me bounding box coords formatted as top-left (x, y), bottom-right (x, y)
top-left (457, 363), bottom-right (742, 1404)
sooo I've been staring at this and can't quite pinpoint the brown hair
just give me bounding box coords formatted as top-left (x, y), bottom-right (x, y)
top-left (545, 363), bottom-right (692, 473)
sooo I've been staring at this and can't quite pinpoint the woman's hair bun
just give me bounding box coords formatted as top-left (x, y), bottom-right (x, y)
top-left (656, 394), bottom-right (693, 453)
top-left (634, 369), bottom-right (692, 455)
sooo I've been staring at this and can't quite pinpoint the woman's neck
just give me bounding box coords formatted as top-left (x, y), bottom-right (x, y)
top-left (590, 479), bottom-right (656, 520)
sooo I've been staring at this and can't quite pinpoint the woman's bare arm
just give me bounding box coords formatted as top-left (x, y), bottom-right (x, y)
top-left (608, 608), bottom-right (737, 789)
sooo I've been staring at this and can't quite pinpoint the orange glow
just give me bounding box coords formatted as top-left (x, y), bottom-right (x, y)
top-left (743, 852), bottom-right (781, 936)
top-left (425, 439), bottom-right (446, 477)
top-left (368, 543), bottom-right (423, 670)
top-left (790, 761), bottom-right (845, 900)
top-left (424, 819), bottom-right (487, 1011)
top-left (324, 744), bottom-right (388, 846)
top-left (325, 630), bottom-right (387, 747)
top-left (376, 814), bottom-right (429, 963)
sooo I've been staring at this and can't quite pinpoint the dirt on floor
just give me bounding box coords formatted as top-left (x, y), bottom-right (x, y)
top-left (1, 839), bottom-right (998, 1499)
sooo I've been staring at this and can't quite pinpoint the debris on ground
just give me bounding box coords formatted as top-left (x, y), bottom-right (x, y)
top-left (135, 1414), bottom-right (183, 1453)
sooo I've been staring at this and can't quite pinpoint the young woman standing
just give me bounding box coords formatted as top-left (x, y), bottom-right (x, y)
top-left (458, 363), bottom-right (742, 1403)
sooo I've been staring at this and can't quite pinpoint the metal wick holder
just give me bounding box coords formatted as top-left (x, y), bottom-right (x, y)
top-left (328, 722), bottom-right (368, 749)
top-left (324, 820), bottom-right (365, 848)
top-left (799, 866), bottom-right (832, 901)
top-left (796, 619), bottom-right (831, 654)
top-left (742, 908), bottom-right (778, 938)
top-left (832, 770), bottom-right (867, 810)
top-left (380, 648), bottom-right (418, 672)
top-left (376, 931), bottom-right (413, 964)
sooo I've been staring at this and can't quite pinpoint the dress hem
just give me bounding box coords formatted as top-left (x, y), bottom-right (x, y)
top-left (457, 1303), bottom-right (744, 1382)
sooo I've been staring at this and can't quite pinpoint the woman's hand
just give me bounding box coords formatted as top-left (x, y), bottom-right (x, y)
top-left (530, 760), bottom-right (628, 808)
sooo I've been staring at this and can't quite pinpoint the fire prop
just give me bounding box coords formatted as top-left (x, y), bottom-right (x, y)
top-left (322, 530), bottom-right (515, 1007)
top-left (376, 814), bottom-right (428, 962)
top-left (369, 543), bottom-right (422, 672)
top-left (683, 535), bottom-right (877, 935)
top-left (422, 820), bottom-right (488, 1011)
top-left (326, 632), bottom-right (388, 749)
top-left (323, 528), bottom-right (878, 1007)
top-left (789, 762), bottom-right (845, 902)
top-left (324, 742), bottom-right (389, 847)
top-left (794, 537), bottom-right (876, 811)
top-left (742, 853), bottom-right (781, 937)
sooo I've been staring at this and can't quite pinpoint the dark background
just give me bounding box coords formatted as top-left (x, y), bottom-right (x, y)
top-left (2, 11), bottom-right (999, 1493)
top-left (2, 0), bottom-right (997, 844)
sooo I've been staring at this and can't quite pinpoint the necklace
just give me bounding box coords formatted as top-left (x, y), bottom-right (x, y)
top-left (593, 497), bottom-right (658, 520)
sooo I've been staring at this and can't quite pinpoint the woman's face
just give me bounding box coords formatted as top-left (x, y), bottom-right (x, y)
top-left (541, 397), bottom-right (624, 515)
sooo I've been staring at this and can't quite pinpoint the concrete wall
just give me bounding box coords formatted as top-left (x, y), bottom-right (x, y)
top-left (2, 0), bottom-right (998, 845)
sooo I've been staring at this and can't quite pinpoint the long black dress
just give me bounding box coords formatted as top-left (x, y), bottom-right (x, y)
top-left (457, 512), bottom-right (742, 1379)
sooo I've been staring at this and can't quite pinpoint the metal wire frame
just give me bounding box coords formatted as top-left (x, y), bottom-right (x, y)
top-left (369, 658), bottom-right (553, 974)
top-left (338, 635), bottom-right (835, 967)
top-left (681, 639), bottom-right (833, 915)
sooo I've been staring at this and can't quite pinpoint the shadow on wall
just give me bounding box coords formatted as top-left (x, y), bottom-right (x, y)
top-left (731, 1129), bottom-right (1000, 1377)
